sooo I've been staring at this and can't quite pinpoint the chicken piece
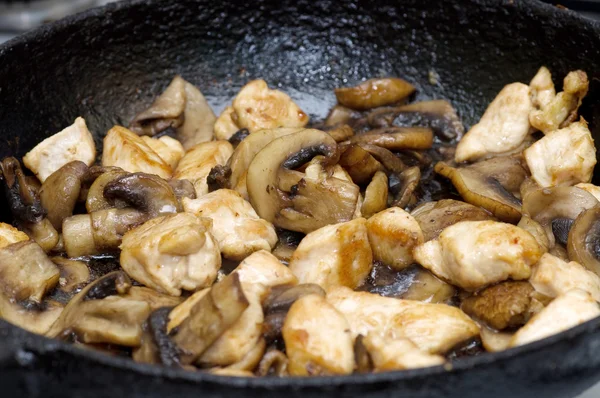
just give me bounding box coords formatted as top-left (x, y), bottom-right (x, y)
top-left (120, 213), bottom-right (221, 296)
top-left (214, 106), bottom-right (240, 141)
top-left (413, 220), bottom-right (542, 291)
top-left (480, 326), bottom-right (514, 352)
top-left (328, 287), bottom-right (479, 354)
top-left (283, 294), bottom-right (354, 376)
top-left (510, 289), bottom-right (600, 347)
top-left (141, 136), bottom-right (185, 170)
top-left (182, 189), bottom-right (277, 260)
top-left (575, 183), bottom-right (600, 202)
top-left (200, 250), bottom-right (297, 366)
top-left (102, 126), bottom-right (172, 179)
top-left (529, 70), bottom-right (588, 134)
top-left (461, 281), bottom-right (540, 330)
top-left (23, 117), bottom-right (96, 182)
top-left (455, 83), bottom-right (532, 163)
top-left (232, 80), bottom-right (309, 133)
top-left (530, 253), bottom-right (600, 301)
top-left (167, 288), bottom-right (209, 332)
top-left (0, 223), bottom-right (29, 249)
top-left (366, 207), bottom-right (424, 271)
top-left (524, 120), bottom-right (596, 187)
top-left (289, 218), bottom-right (373, 291)
top-left (529, 66), bottom-right (556, 110)
top-left (173, 140), bottom-right (233, 197)
top-left (362, 334), bottom-right (445, 371)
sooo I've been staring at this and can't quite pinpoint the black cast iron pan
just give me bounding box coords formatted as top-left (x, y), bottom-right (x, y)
top-left (1, 0), bottom-right (600, 397)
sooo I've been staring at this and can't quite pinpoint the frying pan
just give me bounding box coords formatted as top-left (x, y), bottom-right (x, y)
top-left (0, 0), bottom-right (600, 397)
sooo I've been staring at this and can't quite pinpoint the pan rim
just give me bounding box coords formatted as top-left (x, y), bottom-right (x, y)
top-left (0, 0), bottom-right (599, 388)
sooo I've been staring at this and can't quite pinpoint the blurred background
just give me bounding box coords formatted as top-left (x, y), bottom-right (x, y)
top-left (0, 0), bottom-right (599, 397)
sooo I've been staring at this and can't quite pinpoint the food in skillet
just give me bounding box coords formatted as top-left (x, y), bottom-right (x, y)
top-left (0, 67), bottom-right (598, 376)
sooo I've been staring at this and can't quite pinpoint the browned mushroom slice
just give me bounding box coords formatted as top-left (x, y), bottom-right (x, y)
top-left (104, 172), bottom-right (180, 218)
top-left (85, 167), bottom-right (128, 213)
top-left (133, 306), bottom-right (179, 366)
top-left (361, 171), bottom-right (388, 218)
top-left (357, 144), bottom-right (407, 174)
top-left (338, 144), bottom-right (382, 185)
top-left (327, 124), bottom-right (354, 142)
top-left (349, 127), bottom-right (434, 151)
top-left (411, 199), bottom-right (495, 242)
top-left (567, 208), bottom-right (600, 276)
top-left (400, 268), bottom-right (456, 304)
top-left (335, 78), bottom-right (415, 110)
top-left (0, 240), bottom-right (59, 303)
top-left (324, 105), bottom-right (363, 127)
top-left (262, 284), bottom-right (326, 343)
top-left (171, 273), bottom-right (249, 365)
top-left (461, 281), bottom-right (539, 330)
top-left (228, 127), bottom-right (304, 195)
top-left (247, 129), bottom-right (360, 233)
top-left (434, 162), bottom-right (522, 223)
top-left (62, 209), bottom-right (147, 257)
top-left (177, 80), bottom-right (218, 150)
top-left (522, 186), bottom-right (599, 248)
top-left (390, 166), bottom-right (421, 209)
top-left (130, 76), bottom-right (186, 136)
top-left (271, 230), bottom-right (303, 264)
top-left (168, 178), bottom-right (197, 202)
top-left (51, 257), bottom-right (90, 293)
top-left (46, 271), bottom-right (152, 348)
top-left (256, 349), bottom-right (289, 377)
top-left (465, 155), bottom-right (528, 196)
top-left (228, 128), bottom-right (251, 148)
top-left (0, 157), bottom-right (59, 252)
top-left (40, 161), bottom-right (88, 230)
top-left (120, 286), bottom-right (184, 311)
top-left (367, 100), bottom-right (464, 141)
top-left (0, 295), bottom-right (63, 335)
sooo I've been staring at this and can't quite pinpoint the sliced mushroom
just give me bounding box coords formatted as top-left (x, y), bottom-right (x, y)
top-left (357, 144), bottom-right (407, 174)
top-left (465, 155), bottom-right (527, 196)
top-left (1, 157), bottom-right (59, 251)
top-left (411, 199), bottom-right (495, 242)
top-left (256, 349), bottom-right (289, 377)
top-left (349, 127), bottom-right (434, 151)
top-left (62, 209), bottom-right (147, 258)
top-left (361, 171), bottom-right (388, 218)
top-left (120, 286), bottom-right (184, 311)
top-left (228, 128), bottom-right (251, 148)
top-left (367, 100), bottom-right (464, 141)
top-left (461, 281), bottom-right (538, 330)
top-left (133, 306), bottom-right (180, 366)
top-left (0, 295), bottom-right (63, 335)
top-left (335, 78), bottom-right (415, 110)
top-left (84, 167), bottom-right (128, 212)
top-left (435, 161), bottom-right (522, 223)
top-left (168, 178), bottom-right (197, 203)
top-left (390, 166), bottom-right (421, 209)
top-left (271, 229), bottom-right (303, 264)
top-left (262, 283), bottom-right (326, 343)
top-left (104, 172), bottom-right (180, 218)
top-left (247, 129), bottom-right (360, 233)
top-left (171, 273), bottom-right (250, 365)
top-left (40, 161), bottom-right (88, 230)
top-left (522, 186), bottom-right (599, 248)
top-left (567, 208), bottom-right (600, 276)
top-left (0, 240), bottom-right (59, 303)
top-left (400, 267), bottom-right (456, 304)
top-left (324, 105), bottom-right (363, 127)
top-left (130, 76), bottom-right (186, 136)
top-left (51, 257), bottom-right (90, 293)
top-left (327, 124), bottom-right (354, 142)
top-left (338, 144), bottom-right (382, 185)
top-left (228, 127), bottom-right (304, 198)
top-left (178, 80), bottom-right (218, 149)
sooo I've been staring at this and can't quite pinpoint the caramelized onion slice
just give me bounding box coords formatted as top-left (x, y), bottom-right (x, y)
top-left (335, 78), bottom-right (415, 110)
top-left (349, 127), bottom-right (433, 151)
